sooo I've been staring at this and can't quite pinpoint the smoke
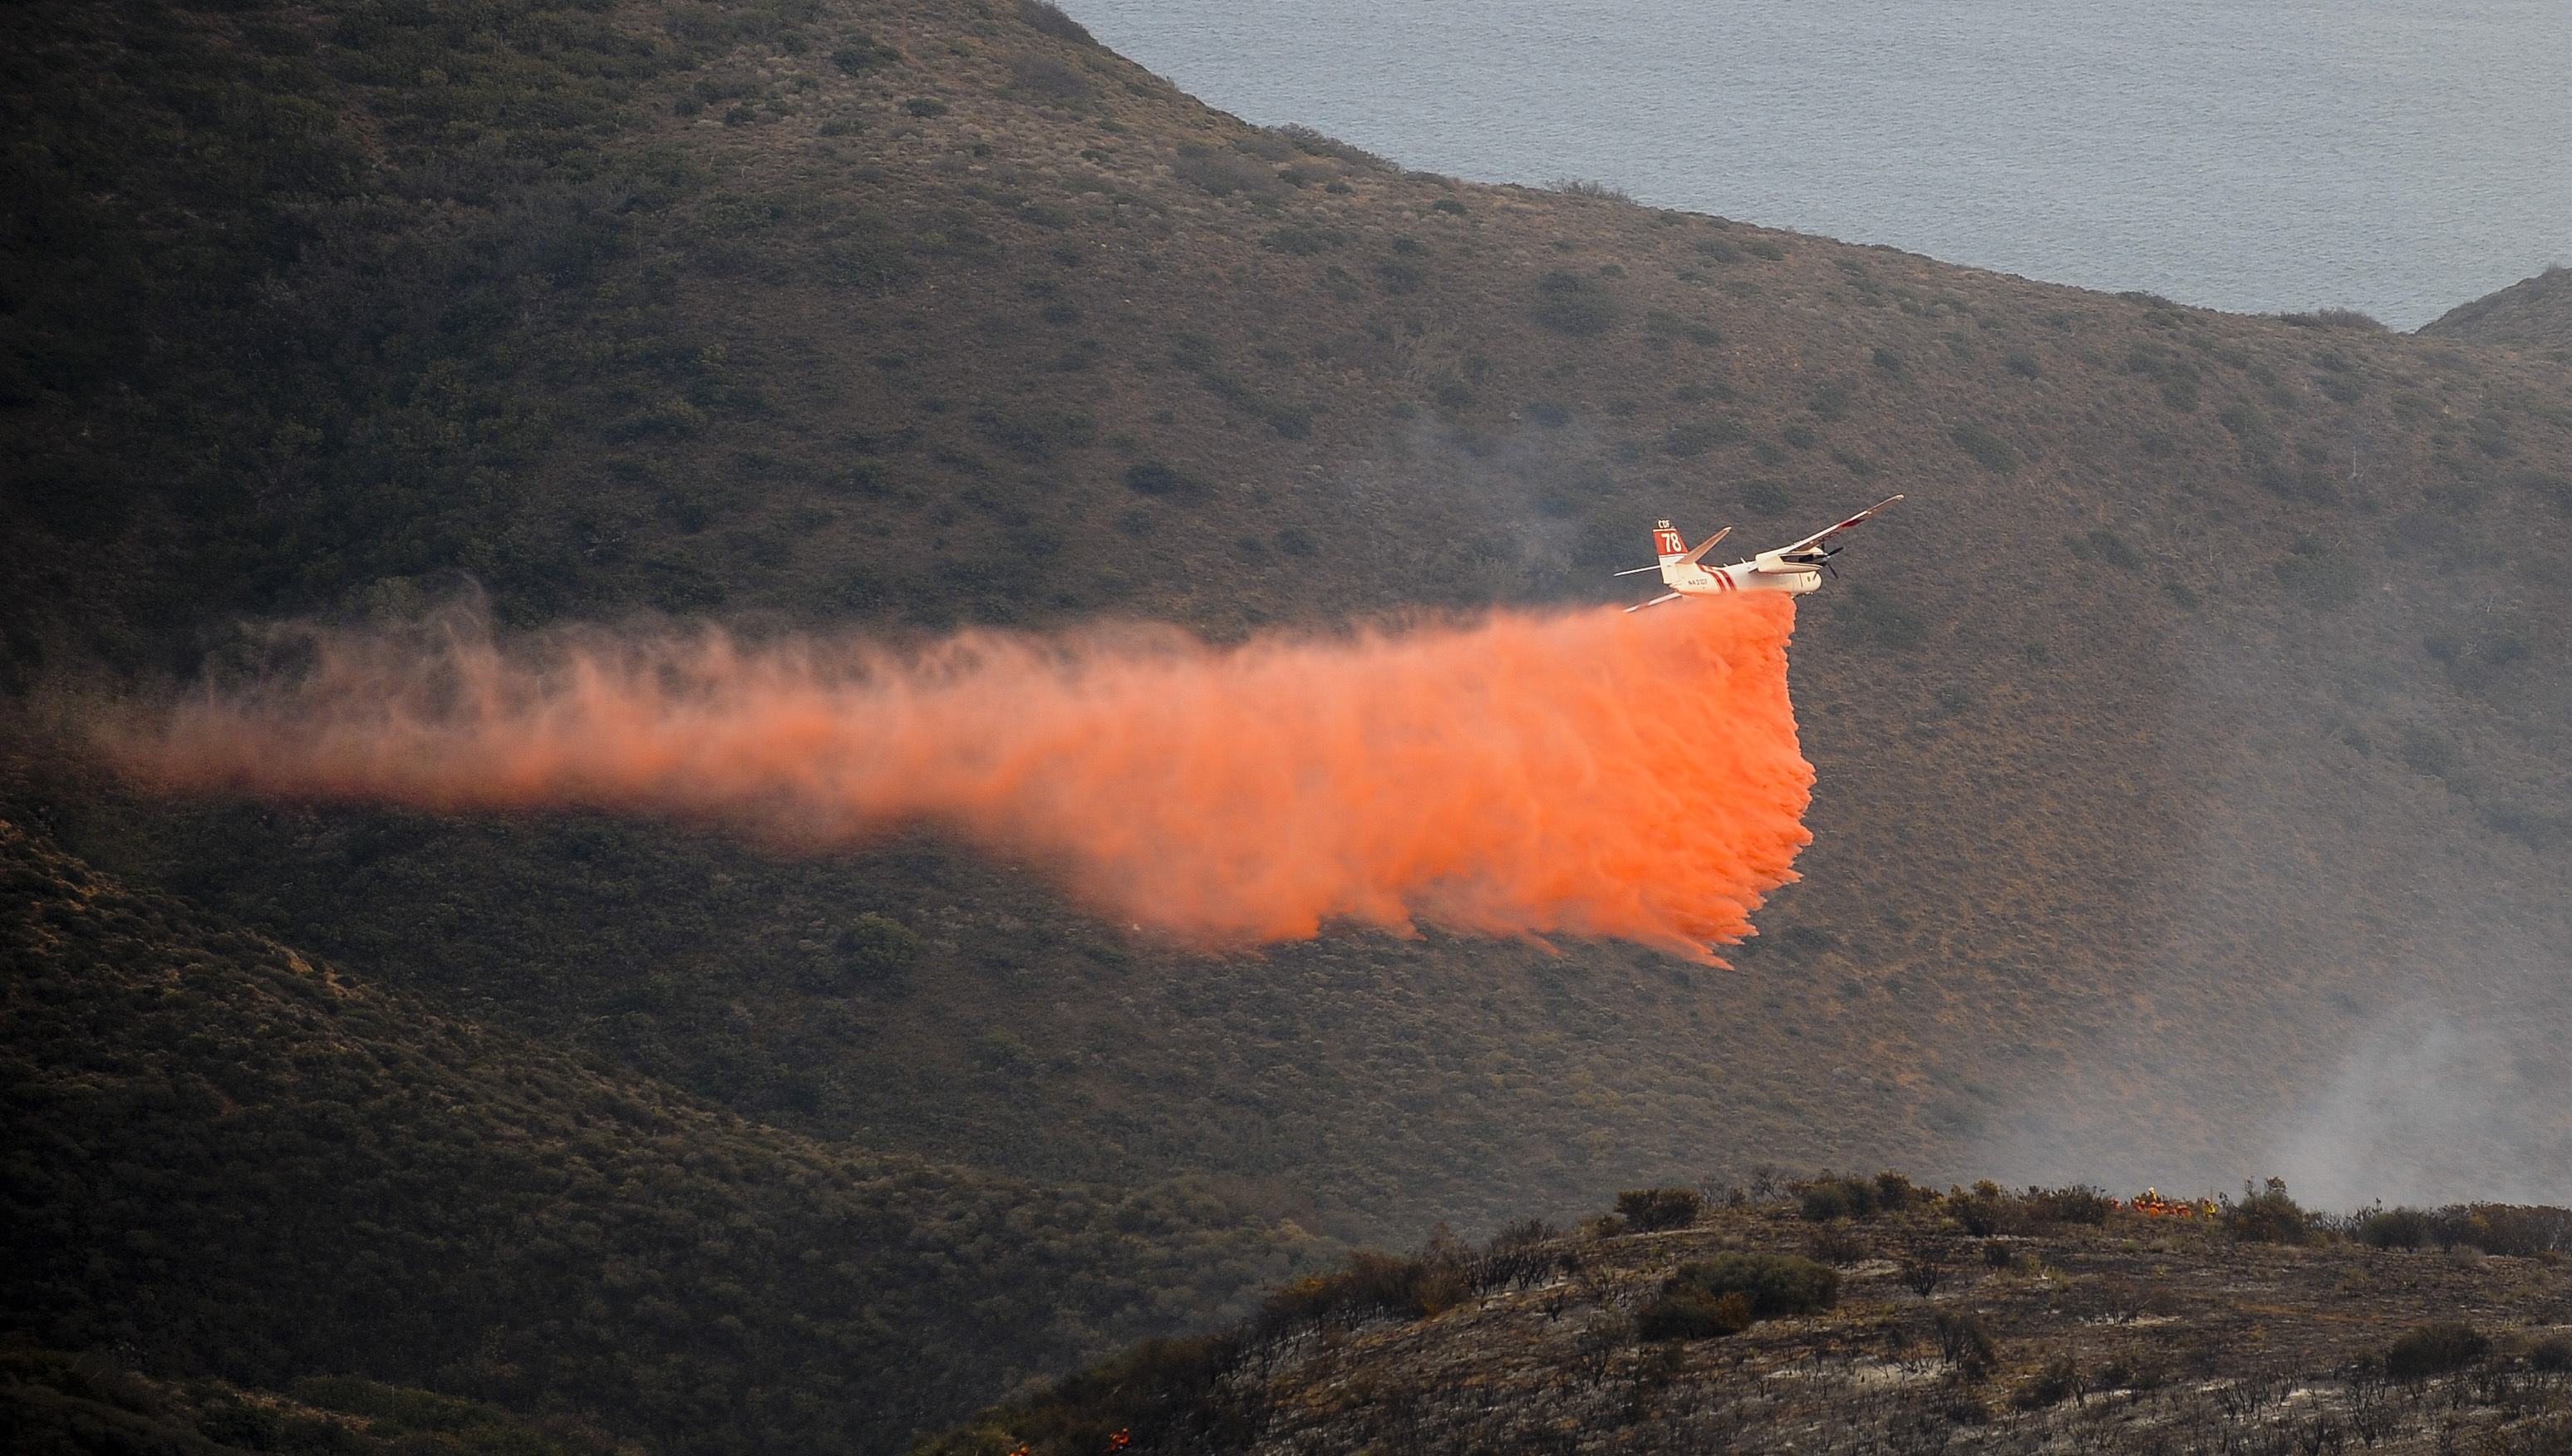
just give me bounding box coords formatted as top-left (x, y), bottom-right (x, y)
top-left (2269, 1008), bottom-right (2572, 1211)
top-left (95, 598), bottom-right (1814, 956)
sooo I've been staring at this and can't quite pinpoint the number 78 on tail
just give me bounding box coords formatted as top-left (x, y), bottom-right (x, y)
top-left (1619, 494), bottom-right (1904, 612)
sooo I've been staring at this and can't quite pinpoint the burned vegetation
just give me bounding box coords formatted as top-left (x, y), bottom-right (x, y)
top-left (927, 1176), bottom-right (2572, 1454)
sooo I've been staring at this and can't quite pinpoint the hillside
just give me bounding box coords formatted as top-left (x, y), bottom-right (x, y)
top-left (0, 805), bottom-right (1329, 1454)
top-left (6, 0), bottom-right (2572, 1385)
top-left (12, 0), bottom-right (2572, 1237)
top-left (2, 1344), bottom-right (628, 1456)
top-left (927, 1180), bottom-right (2572, 1455)
top-left (2423, 266), bottom-right (2572, 357)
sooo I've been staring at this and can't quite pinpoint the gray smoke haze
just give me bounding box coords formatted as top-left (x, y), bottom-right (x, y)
top-left (2269, 1007), bottom-right (2572, 1211)
top-left (1966, 483), bottom-right (2572, 1211)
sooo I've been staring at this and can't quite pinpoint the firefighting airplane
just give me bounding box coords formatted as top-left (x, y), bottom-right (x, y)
top-left (1619, 494), bottom-right (1904, 612)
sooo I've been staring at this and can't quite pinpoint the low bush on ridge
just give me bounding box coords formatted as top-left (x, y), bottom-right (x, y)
top-left (1637, 1252), bottom-right (1839, 1344)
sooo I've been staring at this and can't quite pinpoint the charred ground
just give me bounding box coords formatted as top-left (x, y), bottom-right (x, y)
top-left (927, 1178), bottom-right (2572, 1455)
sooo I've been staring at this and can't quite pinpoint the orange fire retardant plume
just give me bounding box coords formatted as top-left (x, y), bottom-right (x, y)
top-left (97, 598), bottom-right (1813, 957)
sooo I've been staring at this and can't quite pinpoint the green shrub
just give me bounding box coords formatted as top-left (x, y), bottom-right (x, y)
top-left (2226, 1178), bottom-right (2310, 1245)
top-left (1253, 1244), bottom-right (1478, 1335)
top-left (837, 912), bottom-right (924, 984)
top-left (1531, 269), bottom-right (1620, 335)
top-left (1738, 480), bottom-right (1793, 516)
top-left (2021, 1185), bottom-right (2114, 1227)
top-left (1807, 1223), bottom-right (1869, 1266)
top-left (1261, 224), bottom-right (1345, 255)
top-left (831, 37), bottom-right (901, 73)
top-left (901, 96), bottom-right (949, 117)
top-left (1842, 583), bottom-right (1926, 651)
top-left (2274, 551), bottom-right (2357, 611)
top-left (1375, 258), bottom-right (1425, 293)
top-left (1637, 1286), bottom-right (1753, 1341)
top-left (1800, 1175), bottom-right (1881, 1222)
top-left (1007, 55), bottom-right (1093, 104)
top-left (1017, 0), bottom-right (1095, 43)
top-left (1664, 419), bottom-right (1743, 456)
top-left (1275, 123), bottom-right (1390, 170)
top-left (1615, 1187), bottom-right (1704, 1232)
top-left (1172, 146), bottom-right (1275, 197)
top-left (2460, 1205), bottom-right (2570, 1256)
top-left (2280, 307), bottom-right (2387, 331)
top-left (2081, 529), bottom-right (2141, 570)
top-left (1951, 1185), bottom-right (2016, 1237)
top-left (2360, 1207), bottom-right (2432, 1251)
top-left (2532, 1335), bottom-right (2572, 1373)
top-left (2385, 1321), bottom-right (2489, 1380)
top-left (1950, 421), bottom-right (2019, 473)
top-left (1124, 460), bottom-right (1210, 501)
top-left (1552, 177), bottom-right (1634, 203)
top-left (1664, 1252), bottom-right (1837, 1320)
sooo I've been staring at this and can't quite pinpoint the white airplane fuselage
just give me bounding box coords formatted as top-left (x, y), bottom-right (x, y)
top-left (1660, 553), bottom-right (1824, 598)
top-left (1623, 500), bottom-right (1901, 613)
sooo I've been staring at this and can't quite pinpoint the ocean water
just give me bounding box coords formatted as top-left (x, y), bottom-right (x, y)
top-left (1058, 0), bottom-right (2572, 330)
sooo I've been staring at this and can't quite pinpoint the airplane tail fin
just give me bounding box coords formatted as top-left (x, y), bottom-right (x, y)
top-left (1651, 521), bottom-right (1689, 567)
top-left (1615, 521), bottom-right (1734, 587)
top-left (1652, 523), bottom-right (1729, 586)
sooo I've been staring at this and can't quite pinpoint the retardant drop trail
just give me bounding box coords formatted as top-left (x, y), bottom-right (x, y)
top-left (95, 598), bottom-right (1814, 957)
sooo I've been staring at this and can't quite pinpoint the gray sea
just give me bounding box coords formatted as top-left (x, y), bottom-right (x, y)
top-left (1059, 0), bottom-right (2571, 330)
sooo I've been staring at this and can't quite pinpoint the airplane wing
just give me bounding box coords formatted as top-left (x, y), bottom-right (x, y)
top-left (1623, 592), bottom-right (1684, 614)
top-left (1675, 526), bottom-right (1731, 565)
top-left (1773, 494), bottom-right (1904, 558)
